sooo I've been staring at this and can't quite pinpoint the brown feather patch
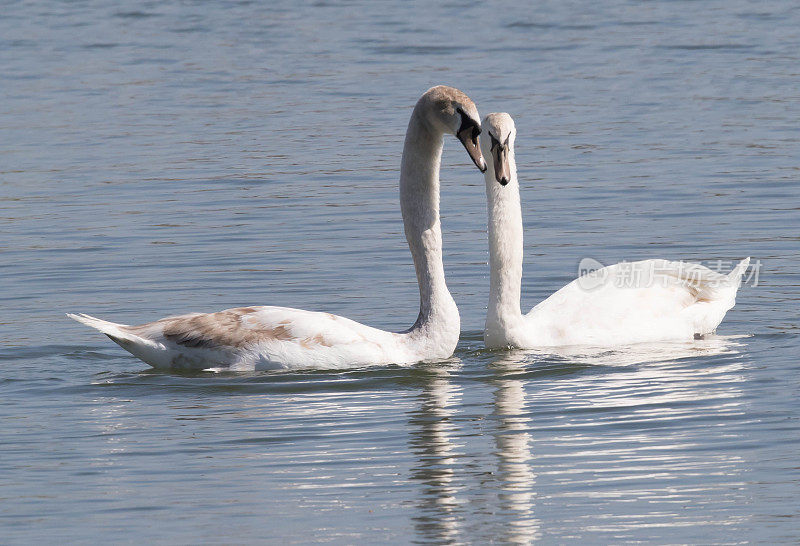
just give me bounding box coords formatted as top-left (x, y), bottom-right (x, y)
top-left (155, 307), bottom-right (296, 349)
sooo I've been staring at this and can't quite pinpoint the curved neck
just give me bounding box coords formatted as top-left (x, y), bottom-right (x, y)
top-left (485, 146), bottom-right (524, 336)
top-left (400, 106), bottom-right (458, 337)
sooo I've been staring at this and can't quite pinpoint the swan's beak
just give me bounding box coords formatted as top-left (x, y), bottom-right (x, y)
top-left (457, 123), bottom-right (487, 172)
top-left (492, 141), bottom-right (510, 186)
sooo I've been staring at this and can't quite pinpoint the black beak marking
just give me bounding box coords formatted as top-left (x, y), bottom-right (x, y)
top-left (490, 133), bottom-right (511, 186)
top-left (456, 108), bottom-right (487, 172)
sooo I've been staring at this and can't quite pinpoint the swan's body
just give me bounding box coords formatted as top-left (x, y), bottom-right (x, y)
top-left (69, 306), bottom-right (426, 371)
top-left (69, 86), bottom-right (486, 371)
top-left (480, 113), bottom-right (749, 350)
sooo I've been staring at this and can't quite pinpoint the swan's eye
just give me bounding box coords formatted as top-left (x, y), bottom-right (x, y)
top-left (490, 134), bottom-right (500, 151)
top-left (456, 107), bottom-right (480, 138)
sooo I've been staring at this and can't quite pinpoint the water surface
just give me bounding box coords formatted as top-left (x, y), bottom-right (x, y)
top-left (2, 0), bottom-right (799, 543)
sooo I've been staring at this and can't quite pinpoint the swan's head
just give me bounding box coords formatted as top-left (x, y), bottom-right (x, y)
top-left (480, 113), bottom-right (516, 186)
top-left (418, 85), bottom-right (486, 172)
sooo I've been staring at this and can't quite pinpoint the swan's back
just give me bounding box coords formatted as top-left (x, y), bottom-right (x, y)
top-left (524, 258), bottom-right (749, 346)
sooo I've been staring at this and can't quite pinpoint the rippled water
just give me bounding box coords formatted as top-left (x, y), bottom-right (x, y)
top-left (2, 0), bottom-right (799, 543)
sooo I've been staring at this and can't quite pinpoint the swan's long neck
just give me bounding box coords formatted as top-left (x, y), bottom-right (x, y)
top-left (400, 106), bottom-right (459, 348)
top-left (485, 145), bottom-right (524, 342)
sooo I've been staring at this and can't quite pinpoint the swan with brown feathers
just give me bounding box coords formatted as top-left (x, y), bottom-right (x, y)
top-left (69, 86), bottom-right (486, 371)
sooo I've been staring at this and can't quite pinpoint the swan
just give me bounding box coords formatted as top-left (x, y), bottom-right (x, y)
top-left (479, 112), bottom-right (749, 349)
top-left (68, 86), bottom-right (487, 371)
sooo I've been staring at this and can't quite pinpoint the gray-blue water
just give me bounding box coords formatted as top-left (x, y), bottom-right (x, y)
top-left (2, 0), bottom-right (799, 543)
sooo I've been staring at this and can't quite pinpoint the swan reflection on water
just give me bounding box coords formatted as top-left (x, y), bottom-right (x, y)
top-left (86, 335), bottom-right (750, 543)
top-left (408, 335), bottom-right (748, 544)
top-left (407, 358), bottom-right (541, 545)
top-left (408, 363), bottom-right (464, 543)
top-left (510, 334), bottom-right (748, 368)
top-left (484, 335), bottom-right (750, 539)
top-left (489, 355), bottom-right (541, 544)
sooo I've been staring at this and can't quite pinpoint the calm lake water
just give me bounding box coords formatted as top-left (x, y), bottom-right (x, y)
top-left (2, 0), bottom-right (799, 543)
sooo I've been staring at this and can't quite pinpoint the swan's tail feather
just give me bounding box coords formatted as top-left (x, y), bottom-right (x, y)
top-left (68, 313), bottom-right (168, 368)
top-left (659, 258), bottom-right (749, 302)
top-left (67, 313), bottom-right (142, 346)
top-left (671, 258), bottom-right (749, 336)
top-left (727, 257), bottom-right (750, 286)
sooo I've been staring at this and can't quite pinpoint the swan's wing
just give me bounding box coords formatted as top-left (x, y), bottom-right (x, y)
top-left (137, 307), bottom-right (354, 349)
top-left (70, 306), bottom-right (405, 370)
top-left (526, 259), bottom-right (748, 345)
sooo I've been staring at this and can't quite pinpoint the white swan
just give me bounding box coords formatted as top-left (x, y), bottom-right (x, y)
top-left (68, 86), bottom-right (487, 371)
top-left (480, 112), bottom-right (749, 349)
